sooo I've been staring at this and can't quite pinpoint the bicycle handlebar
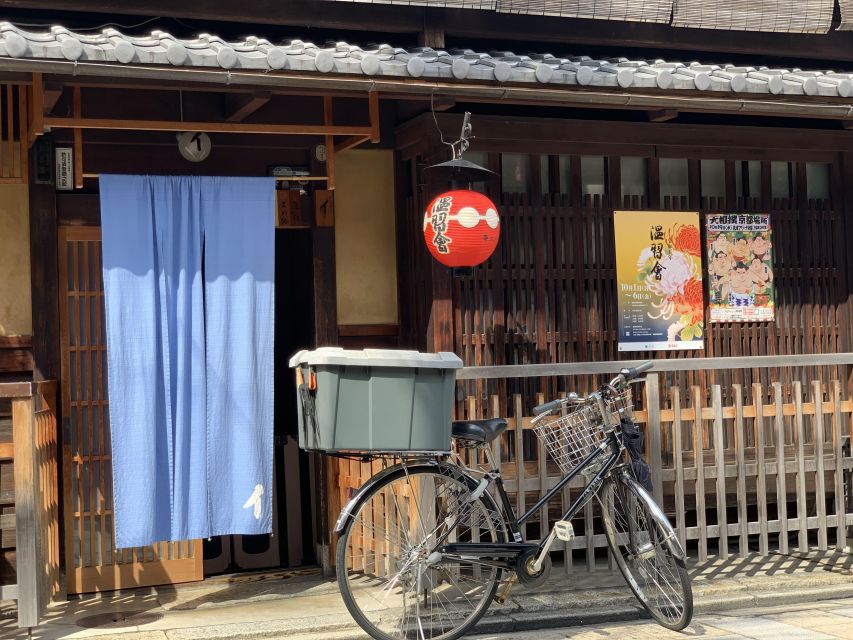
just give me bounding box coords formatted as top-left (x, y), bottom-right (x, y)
top-left (532, 361), bottom-right (654, 417)
top-left (532, 398), bottom-right (563, 416)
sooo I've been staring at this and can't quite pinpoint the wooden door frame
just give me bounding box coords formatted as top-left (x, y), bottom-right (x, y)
top-left (57, 224), bottom-right (204, 593)
top-left (53, 191), bottom-right (338, 576)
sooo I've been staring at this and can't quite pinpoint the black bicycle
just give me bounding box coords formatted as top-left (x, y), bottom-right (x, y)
top-left (334, 362), bottom-right (692, 640)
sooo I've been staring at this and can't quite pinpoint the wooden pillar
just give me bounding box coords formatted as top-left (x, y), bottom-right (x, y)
top-left (427, 260), bottom-right (454, 353)
top-left (839, 153), bottom-right (853, 391)
top-left (424, 148), bottom-right (454, 354)
top-left (28, 135), bottom-right (59, 384)
top-left (311, 191), bottom-right (339, 575)
top-left (12, 393), bottom-right (39, 628)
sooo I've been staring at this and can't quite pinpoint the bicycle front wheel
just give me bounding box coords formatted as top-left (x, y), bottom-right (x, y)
top-left (336, 464), bottom-right (507, 640)
top-left (599, 472), bottom-right (693, 631)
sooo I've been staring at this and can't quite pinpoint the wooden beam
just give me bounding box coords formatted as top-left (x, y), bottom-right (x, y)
top-left (648, 109), bottom-right (678, 122)
top-left (432, 97), bottom-right (457, 112)
top-left (28, 72), bottom-right (43, 146)
top-left (224, 91), bottom-right (271, 123)
top-left (42, 115), bottom-right (372, 137)
top-left (338, 324), bottom-right (399, 337)
top-left (324, 96), bottom-right (336, 191)
top-left (43, 83), bottom-right (63, 116)
top-left (369, 91), bottom-right (380, 144)
top-left (72, 87), bottom-right (82, 189)
top-left (334, 135), bottom-right (369, 154)
top-left (0, 347), bottom-right (33, 373)
top-left (399, 112), bottom-right (853, 154)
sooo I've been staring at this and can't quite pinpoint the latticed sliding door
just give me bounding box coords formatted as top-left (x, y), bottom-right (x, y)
top-left (58, 226), bottom-right (203, 594)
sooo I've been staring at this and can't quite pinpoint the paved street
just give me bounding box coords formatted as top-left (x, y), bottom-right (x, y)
top-left (471, 597), bottom-right (853, 640)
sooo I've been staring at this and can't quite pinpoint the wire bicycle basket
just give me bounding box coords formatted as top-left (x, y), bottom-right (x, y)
top-left (533, 388), bottom-right (633, 476)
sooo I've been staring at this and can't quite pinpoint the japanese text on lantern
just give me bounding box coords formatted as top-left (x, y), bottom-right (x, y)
top-left (615, 211), bottom-right (704, 352)
top-left (429, 196), bottom-right (452, 254)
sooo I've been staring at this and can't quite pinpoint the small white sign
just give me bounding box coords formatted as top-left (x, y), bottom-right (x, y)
top-left (55, 147), bottom-right (73, 191)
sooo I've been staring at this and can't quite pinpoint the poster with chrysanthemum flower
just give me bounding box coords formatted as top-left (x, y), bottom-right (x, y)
top-left (614, 211), bottom-right (704, 352)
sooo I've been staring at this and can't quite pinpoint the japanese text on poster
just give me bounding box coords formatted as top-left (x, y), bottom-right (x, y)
top-left (615, 211), bottom-right (704, 352)
top-left (706, 213), bottom-right (774, 323)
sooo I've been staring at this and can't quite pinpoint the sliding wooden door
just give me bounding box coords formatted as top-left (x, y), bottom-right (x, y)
top-left (58, 226), bottom-right (202, 593)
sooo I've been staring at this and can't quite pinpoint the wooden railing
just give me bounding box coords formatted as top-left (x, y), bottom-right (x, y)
top-left (449, 354), bottom-right (853, 571)
top-left (0, 381), bottom-right (60, 628)
top-left (327, 355), bottom-right (853, 573)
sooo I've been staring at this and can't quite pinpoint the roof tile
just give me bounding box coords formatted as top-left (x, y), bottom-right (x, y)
top-left (0, 21), bottom-right (850, 98)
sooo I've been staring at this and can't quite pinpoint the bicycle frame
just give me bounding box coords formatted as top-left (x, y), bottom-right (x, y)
top-left (438, 427), bottom-right (626, 569)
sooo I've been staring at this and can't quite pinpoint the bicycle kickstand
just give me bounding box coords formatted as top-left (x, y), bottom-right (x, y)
top-left (494, 573), bottom-right (518, 605)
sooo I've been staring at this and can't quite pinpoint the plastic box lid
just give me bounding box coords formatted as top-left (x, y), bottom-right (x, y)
top-left (289, 347), bottom-right (463, 369)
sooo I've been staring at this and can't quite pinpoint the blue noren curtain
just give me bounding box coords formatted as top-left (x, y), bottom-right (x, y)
top-left (100, 175), bottom-right (275, 548)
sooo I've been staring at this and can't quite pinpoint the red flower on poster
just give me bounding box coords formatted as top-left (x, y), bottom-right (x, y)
top-left (673, 278), bottom-right (704, 325)
top-left (671, 223), bottom-right (701, 258)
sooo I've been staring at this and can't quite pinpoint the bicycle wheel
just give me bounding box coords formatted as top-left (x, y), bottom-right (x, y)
top-left (599, 472), bottom-right (693, 631)
top-left (337, 464), bottom-right (507, 640)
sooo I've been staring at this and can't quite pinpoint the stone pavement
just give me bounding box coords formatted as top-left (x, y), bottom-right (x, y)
top-left (471, 597), bottom-right (853, 639)
top-left (2, 551), bottom-right (853, 639)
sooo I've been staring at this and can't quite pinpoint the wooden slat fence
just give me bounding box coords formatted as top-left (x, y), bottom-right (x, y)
top-left (0, 381), bottom-right (60, 628)
top-left (337, 357), bottom-right (853, 573)
top-left (453, 371), bottom-right (853, 570)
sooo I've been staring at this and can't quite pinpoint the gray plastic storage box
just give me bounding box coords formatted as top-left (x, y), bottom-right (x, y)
top-left (288, 348), bottom-right (463, 452)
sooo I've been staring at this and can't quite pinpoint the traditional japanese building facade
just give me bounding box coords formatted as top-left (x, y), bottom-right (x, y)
top-left (2, 0), bottom-right (853, 627)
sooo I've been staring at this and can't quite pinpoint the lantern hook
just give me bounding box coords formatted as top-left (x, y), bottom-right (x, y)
top-left (452, 111), bottom-right (473, 160)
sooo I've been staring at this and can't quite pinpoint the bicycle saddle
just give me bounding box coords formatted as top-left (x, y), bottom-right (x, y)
top-left (451, 418), bottom-right (508, 444)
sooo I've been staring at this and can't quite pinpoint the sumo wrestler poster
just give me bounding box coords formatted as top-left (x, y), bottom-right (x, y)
top-left (614, 211), bottom-right (704, 352)
top-left (706, 213), bottom-right (774, 322)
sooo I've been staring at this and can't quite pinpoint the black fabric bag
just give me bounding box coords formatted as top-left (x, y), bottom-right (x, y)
top-left (620, 418), bottom-right (653, 492)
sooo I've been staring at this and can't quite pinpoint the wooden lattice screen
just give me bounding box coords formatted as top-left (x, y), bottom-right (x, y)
top-left (58, 226), bottom-right (203, 594)
top-left (400, 154), bottom-right (850, 416)
top-left (0, 84), bottom-right (28, 184)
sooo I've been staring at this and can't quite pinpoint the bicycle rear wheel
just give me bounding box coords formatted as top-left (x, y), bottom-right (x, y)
top-left (599, 471), bottom-right (693, 631)
top-left (336, 464), bottom-right (507, 640)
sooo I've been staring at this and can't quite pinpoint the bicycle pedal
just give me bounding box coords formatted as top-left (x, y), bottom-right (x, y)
top-left (554, 521), bottom-right (575, 542)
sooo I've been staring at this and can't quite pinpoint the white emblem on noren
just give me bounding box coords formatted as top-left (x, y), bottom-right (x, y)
top-left (242, 484), bottom-right (264, 520)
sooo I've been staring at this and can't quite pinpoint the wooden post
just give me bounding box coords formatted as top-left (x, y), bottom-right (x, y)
top-left (323, 96), bottom-right (336, 191)
top-left (733, 385), bottom-right (748, 558)
top-left (312, 190), bottom-right (339, 575)
top-left (28, 72), bottom-right (44, 146)
top-left (712, 385), bottom-right (728, 559)
top-left (424, 148), bottom-right (454, 354)
top-left (12, 394), bottom-right (42, 628)
top-left (645, 373), bottom-right (664, 505)
top-left (839, 153), bottom-right (853, 392)
top-left (72, 87), bottom-right (83, 190)
top-left (28, 134), bottom-right (60, 383)
top-left (774, 382), bottom-right (789, 554)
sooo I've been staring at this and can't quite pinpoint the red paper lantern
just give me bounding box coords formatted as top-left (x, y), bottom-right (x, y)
top-left (423, 190), bottom-right (500, 267)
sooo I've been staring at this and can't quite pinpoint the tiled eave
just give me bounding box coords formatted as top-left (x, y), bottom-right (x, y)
top-left (0, 23), bottom-right (852, 120)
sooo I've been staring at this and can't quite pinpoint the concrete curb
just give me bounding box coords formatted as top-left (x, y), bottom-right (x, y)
top-left (136, 580), bottom-right (853, 639)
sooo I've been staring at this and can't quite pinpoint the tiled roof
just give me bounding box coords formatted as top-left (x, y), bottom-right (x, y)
top-left (0, 22), bottom-right (851, 98)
